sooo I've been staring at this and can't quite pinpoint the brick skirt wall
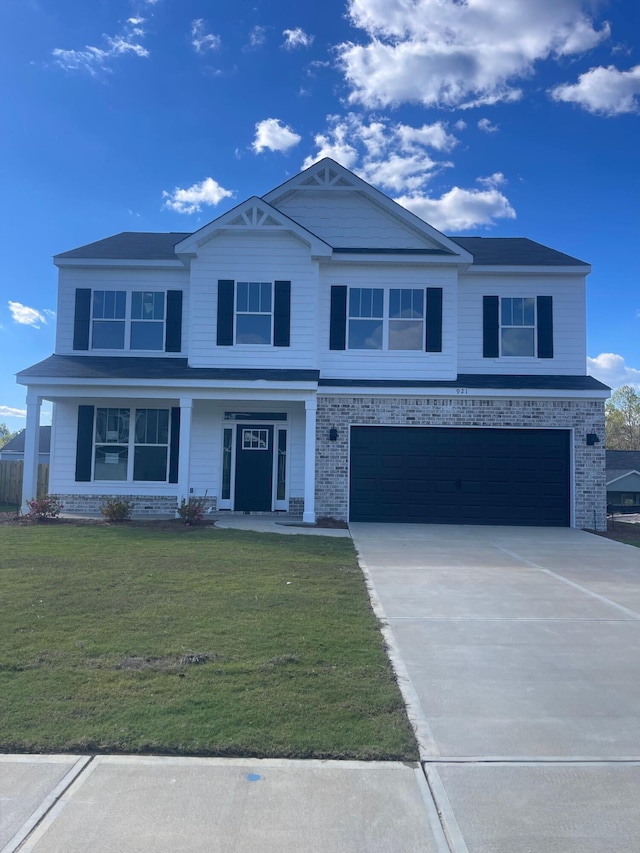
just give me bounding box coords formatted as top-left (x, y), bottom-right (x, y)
top-left (315, 395), bottom-right (606, 530)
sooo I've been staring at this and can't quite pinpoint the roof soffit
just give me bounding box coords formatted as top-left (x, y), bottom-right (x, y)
top-left (174, 196), bottom-right (331, 257)
top-left (263, 158), bottom-right (473, 263)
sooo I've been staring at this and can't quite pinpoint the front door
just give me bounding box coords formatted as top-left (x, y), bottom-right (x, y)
top-left (234, 425), bottom-right (274, 511)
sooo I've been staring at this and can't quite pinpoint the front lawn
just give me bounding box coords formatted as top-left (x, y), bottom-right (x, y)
top-left (0, 523), bottom-right (417, 760)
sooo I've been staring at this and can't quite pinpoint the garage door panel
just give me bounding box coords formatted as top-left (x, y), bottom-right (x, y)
top-left (350, 427), bottom-right (570, 526)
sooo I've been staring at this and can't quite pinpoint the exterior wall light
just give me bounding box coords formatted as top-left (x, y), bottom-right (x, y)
top-left (329, 428), bottom-right (338, 442)
top-left (586, 433), bottom-right (601, 446)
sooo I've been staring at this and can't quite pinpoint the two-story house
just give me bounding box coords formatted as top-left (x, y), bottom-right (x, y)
top-left (17, 158), bottom-right (608, 527)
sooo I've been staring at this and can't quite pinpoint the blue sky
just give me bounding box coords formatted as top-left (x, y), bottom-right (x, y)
top-left (1, 0), bottom-right (639, 431)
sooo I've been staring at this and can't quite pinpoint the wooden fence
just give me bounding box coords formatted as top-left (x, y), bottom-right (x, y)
top-left (0, 461), bottom-right (49, 507)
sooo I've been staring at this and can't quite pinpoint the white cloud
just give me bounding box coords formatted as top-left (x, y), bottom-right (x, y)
top-left (252, 118), bottom-right (302, 154)
top-left (478, 118), bottom-right (499, 133)
top-left (303, 114), bottom-right (457, 192)
top-left (337, 0), bottom-right (610, 108)
top-left (52, 16), bottom-right (150, 75)
top-left (282, 28), bottom-right (314, 49)
top-left (454, 120), bottom-right (467, 131)
top-left (587, 353), bottom-right (640, 390)
top-left (162, 178), bottom-right (234, 214)
top-left (395, 186), bottom-right (516, 231)
top-left (191, 19), bottom-right (221, 53)
top-left (0, 406), bottom-right (26, 419)
top-left (8, 302), bottom-right (50, 329)
top-left (247, 25), bottom-right (267, 49)
top-left (477, 172), bottom-right (506, 188)
top-left (550, 64), bottom-right (640, 115)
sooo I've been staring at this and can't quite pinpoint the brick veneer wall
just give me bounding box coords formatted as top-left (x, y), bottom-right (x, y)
top-left (57, 494), bottom-right (217, 516)
top-left (315, 395), bottom-right (606, 530)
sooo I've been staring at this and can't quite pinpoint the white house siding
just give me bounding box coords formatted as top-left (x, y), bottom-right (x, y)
top-left (457, 273), bottom-right (587, 375)
top-left (275, 191), bottom-right (441, 250)
top-left (315, 394), bottom-right (606, 530)
top-left (188, 231), bottom-right (318, 369)
top-left (55, 266), bottom-right (190, 356)
top-left (318, 262), bottom-right (458, 380)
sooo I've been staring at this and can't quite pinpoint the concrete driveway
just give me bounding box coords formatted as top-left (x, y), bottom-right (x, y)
top-left (350, 524), bottom-right (640, 852)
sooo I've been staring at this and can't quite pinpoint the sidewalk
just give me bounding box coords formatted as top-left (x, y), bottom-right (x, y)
top-left (0, 755), bottom-right (445, 853)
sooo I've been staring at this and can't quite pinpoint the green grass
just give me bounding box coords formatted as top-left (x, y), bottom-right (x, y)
top-left (0, 523), bottom-right (417, 760)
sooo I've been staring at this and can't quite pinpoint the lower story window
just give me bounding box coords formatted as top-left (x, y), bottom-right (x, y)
top-left (94, 407), bottom-right (170, 482)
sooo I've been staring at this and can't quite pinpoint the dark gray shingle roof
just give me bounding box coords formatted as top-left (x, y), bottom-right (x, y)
top-left (54, 231), bottom-right (589, 267)
top-left (606, 450), bottom-right (640, 482)
top-left (17, 355), bottom-right (320, 383)
top-left (320, 375), bottom-right (609, 391)
top-left (55, 232), bottom-right (191, 261)
top-left (1, 425), bottom-right (51, 454)
top-left (450, 237), bottom-right (588, 267)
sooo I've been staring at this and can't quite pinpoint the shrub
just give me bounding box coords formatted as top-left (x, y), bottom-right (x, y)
top-left (25, 494), bottom-right (64, 521)
top-left (100, 498), bottom-right (133, 522)
top-left (176, 496), bottom-right (208, 525)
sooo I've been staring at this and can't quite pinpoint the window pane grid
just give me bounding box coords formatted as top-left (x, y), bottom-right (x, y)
top-left (93, 408), bottom-right (170, 482)
top-left (500, 297), bottom-right (536, 357)
top-left (236, 282), bottom-right (273, 345)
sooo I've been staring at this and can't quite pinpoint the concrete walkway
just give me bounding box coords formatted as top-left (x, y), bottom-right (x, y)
top-left (350, 524), bottom-right (640, 852)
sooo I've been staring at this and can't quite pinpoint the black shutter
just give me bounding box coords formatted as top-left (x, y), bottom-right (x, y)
top-left (537, 295), bottom-right (554, 359)
top-left (425, 287), bottom-right (443, 353)
top-left (329, 286), bottom-right (347, 350)
top-left (75, 405), bottom-right (94, 482)
top-left (217, 280), bottom-right (234, 346)
top-left (165, 291), bottom-right (183, 352)
top-left (169, 407), bottom-right (180, 484)
top-left (73, 289), bottom-right (91, 351)
top-left (273, 280), bottom-right (291, 347)
top-left (483, 296), bottom-right (499, 358)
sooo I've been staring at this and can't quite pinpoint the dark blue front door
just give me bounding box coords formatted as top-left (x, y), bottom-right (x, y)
top-left (234, 425), bottom-right (274, 511)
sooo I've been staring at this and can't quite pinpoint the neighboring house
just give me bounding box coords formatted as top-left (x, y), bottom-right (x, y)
top-left (0, 426), bottom-right (51, 465)
top-left (16, 158), bottom-right (608, 527)
top-left (606, 450), bottom-right (640, 511)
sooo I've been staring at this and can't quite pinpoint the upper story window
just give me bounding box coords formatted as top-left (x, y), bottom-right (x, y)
top-left (73, 288), bottom-right (182, 354)
top-left (216, 280), bottom-right (291, 348)
top-left (236, 282), bottom-right (272, 345)
top-left (91, 290), bottom-right (166, 351)
top-left (483, 295), bottom-right (553, 360)
top-left (501, 297), bottom-right (535, 357)
top-left (347, 287), bottom-right (426, 351)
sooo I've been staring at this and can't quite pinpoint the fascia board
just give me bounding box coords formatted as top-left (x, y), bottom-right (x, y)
top-left (318, 386), bottom-right (610, 400)
top-left (53, 258), bottom-right (187, 270)
top-left (323, 253), bottom-right (469, 268)
top-left (463, 265), bottom-right (591, 276)
top-left (17, 376), bottom-right (319, 394)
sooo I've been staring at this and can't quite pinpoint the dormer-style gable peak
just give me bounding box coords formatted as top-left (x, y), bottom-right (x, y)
top-left (174, 196), bottom-right (332, 257)
top-left (264, 158), bottom-right (473, 262)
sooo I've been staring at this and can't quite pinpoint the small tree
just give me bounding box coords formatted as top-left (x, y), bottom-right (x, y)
top-left (605, 385), bottom-right (640, 450)
top-left (0, 423), bottom-right (19, 449)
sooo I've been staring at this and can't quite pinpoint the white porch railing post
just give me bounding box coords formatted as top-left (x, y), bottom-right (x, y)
top-left (177, 397), bottom-right (193, 512)
top-left (303, 397), bottom-right (317, 524)
top-left (21, 393), bottom-right (42, 513)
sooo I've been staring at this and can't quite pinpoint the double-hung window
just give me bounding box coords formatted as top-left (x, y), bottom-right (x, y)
top-left (236, 282), bottom-right (272, 345)
top-left (91, 291), bottom-right (166, 351)
top-left (93, 407), bottom-right (170, 482)
top-left (346, 287), bottom-right (426, 350)
top-left (501, 297), bottom-right (535, 357)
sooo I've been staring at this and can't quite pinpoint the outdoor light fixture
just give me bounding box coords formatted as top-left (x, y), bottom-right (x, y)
top-left (586, 433), bottom-right (601, 446)
top-left (329, 428), bottom-right (338, 442)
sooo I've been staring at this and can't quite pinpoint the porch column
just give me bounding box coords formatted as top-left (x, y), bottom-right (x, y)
top-left (21, 393), bottom-right (42, 513)
top-left (303, 398), bottom-right (317, 524)
top-left (177, 397), bottom-right (193, 510)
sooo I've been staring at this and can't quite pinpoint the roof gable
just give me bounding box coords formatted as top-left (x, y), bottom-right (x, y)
top-left (263, 158), bottom-right (472, 261)
top-left (174, 196), bottom-right (331, 257)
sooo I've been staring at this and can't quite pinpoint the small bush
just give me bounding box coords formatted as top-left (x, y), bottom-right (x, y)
top-left (100, 498), bottom-right (133, 522)
top-left (176, 496), bottom-right (208, 525)
top-left (25, 495), bottom-right (64, 521)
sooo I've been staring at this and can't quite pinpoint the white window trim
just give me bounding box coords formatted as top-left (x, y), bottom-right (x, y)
top-left (346, 286), bottom-right (426, 352)
top-left (90, 290), bottom-right (166, 353)
top-left (499, 296), bottom-right (537, 359)
top-left (234, 281), bottom-right (274, 347)
top-left (92, 406), bottom-right (172, 483)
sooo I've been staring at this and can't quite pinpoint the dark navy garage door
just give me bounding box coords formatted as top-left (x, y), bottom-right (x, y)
top-left (349, 427), bottom-right (570, 526)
